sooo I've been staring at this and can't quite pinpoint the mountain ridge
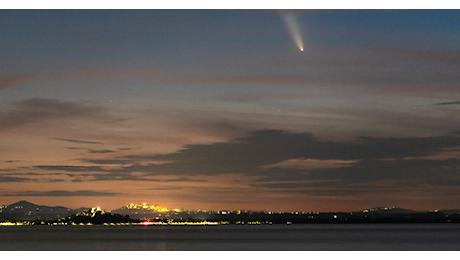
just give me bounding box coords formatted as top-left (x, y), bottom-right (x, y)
top-left (0, 200), bottom-right (90, 221)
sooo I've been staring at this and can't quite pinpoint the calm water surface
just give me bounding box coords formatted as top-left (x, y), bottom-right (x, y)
top-left (1, 224), bottom-right (459, 250)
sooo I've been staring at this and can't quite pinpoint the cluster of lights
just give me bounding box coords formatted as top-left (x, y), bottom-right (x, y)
top-left (234, 221), bottom-right (269, 225)
top-left (0, 220), bottom-right (242, 226)
top-left (363, 207), bottom-right (395, 213)
top-left (124, 203), bottom-right (181, 213)
top-left (0, 221), bottom-right (32, 226)
top-left (78, 207), bottom-right (106, 217)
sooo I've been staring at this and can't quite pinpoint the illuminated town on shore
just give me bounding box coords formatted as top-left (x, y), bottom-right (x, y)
top-left (1, 201), bottom-right (460, 226)
top-left (123, 203), bottom-right (180, 213)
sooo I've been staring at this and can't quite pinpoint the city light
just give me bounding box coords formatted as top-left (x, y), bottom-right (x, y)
top-left (124, 203), bottom-right (172, 212)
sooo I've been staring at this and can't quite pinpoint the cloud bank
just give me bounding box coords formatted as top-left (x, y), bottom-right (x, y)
top-left (0, 98), bottom-right (113, 131)
top-left (2, 190), bottom-right (121, 197)
top-left (25, 130), bottom-right (460, 197)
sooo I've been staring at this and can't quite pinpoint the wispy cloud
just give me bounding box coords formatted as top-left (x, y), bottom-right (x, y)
top-left (55, 138), bottom-right (104, 145)
top-left (433, 101), bottom-right (460, 106)
top-left (0, 98), bottom-right (114, 132)
top-left (35, 165), bottom-right (107, 172)
top-left (63, 147), bottom-right (116, 154)
top-left (2, 190), bottom-right (121, 197)
top-left (70, 173), bottom-right (207, 182)
top-left (87, 149), bottom-right (115, 154)
top-left (0, 176), bottom-right (64, 182)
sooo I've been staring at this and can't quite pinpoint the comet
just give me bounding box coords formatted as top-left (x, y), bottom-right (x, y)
top-left (282, 13), bottom-right (304, 51)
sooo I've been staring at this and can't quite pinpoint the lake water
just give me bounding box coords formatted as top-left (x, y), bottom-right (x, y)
top-left (1, 224), bottom-right (459, 250)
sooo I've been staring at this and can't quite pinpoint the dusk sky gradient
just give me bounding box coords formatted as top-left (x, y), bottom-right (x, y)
top-left (1, 8), bottom-right (460, 212)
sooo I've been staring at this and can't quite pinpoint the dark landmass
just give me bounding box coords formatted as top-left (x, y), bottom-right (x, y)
top-left (143, 208), bottom-right (460, 224)
top-left (57, 207), bottom-right (133, 225)
top-left (0, 200), bottom-right (89, 221)
top-left (1, 201), bottom-right (460, 224)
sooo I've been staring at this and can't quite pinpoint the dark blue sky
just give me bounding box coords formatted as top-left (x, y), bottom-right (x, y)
top-left (1, 9), bottom-right (460, 211)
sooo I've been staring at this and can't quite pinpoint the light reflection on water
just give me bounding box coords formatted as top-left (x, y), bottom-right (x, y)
top-left (1, 224), bottom-right (459, 250)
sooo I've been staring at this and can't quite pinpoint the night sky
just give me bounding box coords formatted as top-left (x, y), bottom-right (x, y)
top-left (1, 9), bottom-right (460, 212)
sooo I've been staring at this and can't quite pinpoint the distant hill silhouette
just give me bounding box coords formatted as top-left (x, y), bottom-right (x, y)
top-left (361, 207), bottom-right (421, 214)
top-left (0, 200), bottom-right (89, 221)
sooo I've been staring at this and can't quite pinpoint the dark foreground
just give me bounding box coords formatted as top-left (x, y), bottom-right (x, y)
top-left (1, 224), bottom-right (459, 251)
